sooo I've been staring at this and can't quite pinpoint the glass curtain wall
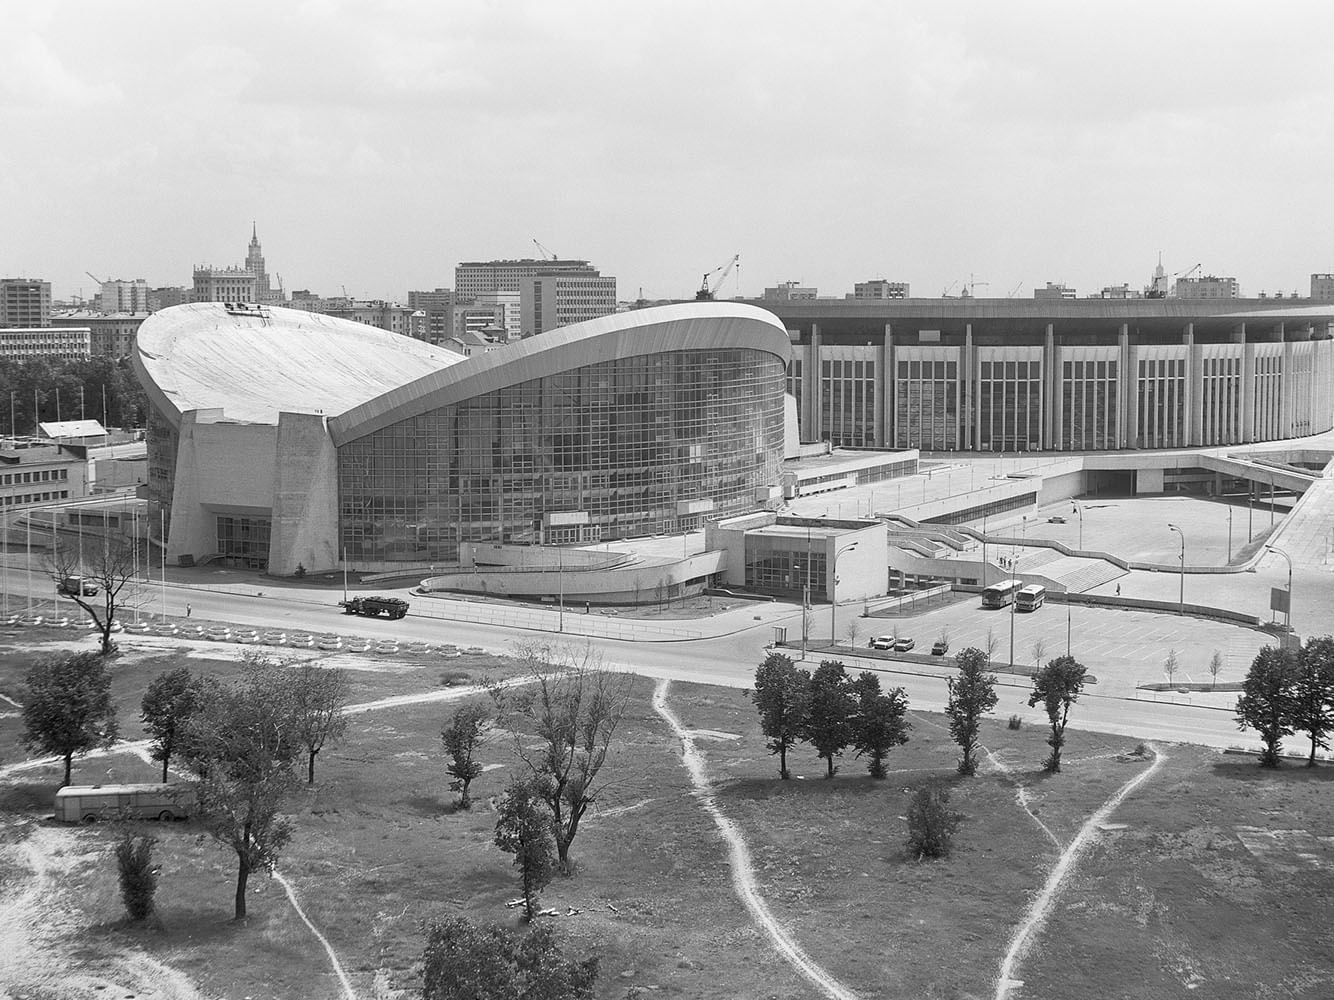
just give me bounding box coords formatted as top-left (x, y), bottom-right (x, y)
top-left (338, 349), bottom-right (786, 563)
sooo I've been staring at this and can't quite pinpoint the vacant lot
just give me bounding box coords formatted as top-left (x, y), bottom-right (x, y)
top-left (2, 638), bottom-right (1333, 998)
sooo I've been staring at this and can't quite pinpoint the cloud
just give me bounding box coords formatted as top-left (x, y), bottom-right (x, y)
top-left (0, 29), bottom-right (121, 111)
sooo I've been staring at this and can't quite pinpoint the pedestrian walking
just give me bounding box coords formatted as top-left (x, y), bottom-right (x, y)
top-left (186, 603), bottom-right (192, 617)
top-left (1115, 584), bottom-right (1120, 597)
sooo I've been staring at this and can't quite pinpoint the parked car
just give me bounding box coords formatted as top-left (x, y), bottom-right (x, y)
top-left (1048, 515), bottom-right (1066, 524)
top-left (931, 639), bottom-right (950, 655)
top-left (893, 637), bottom-right (915, 652)
top-left (869, 635), bottom-right (896, 650)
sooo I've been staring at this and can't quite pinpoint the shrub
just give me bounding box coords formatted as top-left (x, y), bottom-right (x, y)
top-left (906, 785), bottom-right (962, 860)
top-left (1007, 714), bottom-right (1022, 730)
top-left (115, 831), bottom-right (158, 921)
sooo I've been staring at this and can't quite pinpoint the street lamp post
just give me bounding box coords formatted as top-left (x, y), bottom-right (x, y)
top-left (557, 547), bottom-right (564, 634)
top-left (1226, 505), bottom-right (1233, 563)
top-left (1266, 545), bottom-right (1293, 634)
top-left (1072, 498), bottom-right (1084, 550)
top-left (1168, 523), bottom-right (1185, 614)
top-left (830, 542), bottom-right (860, 643)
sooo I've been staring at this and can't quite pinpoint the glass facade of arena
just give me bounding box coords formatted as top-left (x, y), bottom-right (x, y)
top-left (337, 349), bottom-right (787, 562)
top-left (145, 405), bottom-right (177, 541)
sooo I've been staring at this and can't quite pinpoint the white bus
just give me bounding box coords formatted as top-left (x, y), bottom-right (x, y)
top-left (54, 783), bottom-right (195, 824)
top-left (981, 579), bottom-right (1023, 609)
top-left (1015, 584), bottom-right (1047, 612)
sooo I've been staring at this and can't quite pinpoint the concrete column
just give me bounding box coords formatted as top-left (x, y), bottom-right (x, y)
top-left (882, 324), bottom-right (894, 448)
top-left (963, 323), bottom-right (974, 450)
top-left (1242, 340), bottom-right (1256, 443)
top-left (1116, 324), bottom-right (1129, 449)
top-left (1185, 323), bottom-right (1204, 446)
top-left (1043, 323), bottom-right (1055, 449)
top-left (810, 323), bottom-right (822, 443)
top-left (1279, 323), bottom-right (1294, 438)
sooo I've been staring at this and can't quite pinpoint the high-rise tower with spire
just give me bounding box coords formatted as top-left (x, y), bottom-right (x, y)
top-left (244, 223), bottom-right (283, 304)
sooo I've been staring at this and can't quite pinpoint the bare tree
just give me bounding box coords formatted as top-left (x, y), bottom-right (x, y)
top-left (1164, 648), bottom-right (1179, 687)
top-left (984, 628), bottom-right (1000, 665)
top-left (492, 642), bottom-right (632, 870)
top-left (937, 625), bottom-right (952, 651)
top-left (1208, 649), bottom-right (1224, 691)
top-left (1030, 637), bottom-right (1049, 677)
top-left (44, 530), bottom-right (138, 656)
top-left (844, 617), bottom-right (862, 649)
top-left (287, 662), bottom-right (349, 784)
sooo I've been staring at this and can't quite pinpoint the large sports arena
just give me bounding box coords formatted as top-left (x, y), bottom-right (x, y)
top-left (763, 297), bottom-right (1334, 452)
top-left (133, 301), bottom-right (791, 574)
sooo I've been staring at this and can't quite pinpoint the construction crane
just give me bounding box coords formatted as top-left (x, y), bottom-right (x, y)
top-left (965, 274), bottom-right (989, 298)
top-left (696, 254), bottom-right (740, 300)
top-left (532, 238), bottom-right (558, 261)
top-left (85, 271), bottom-right (105, 287)
top-left (1007, 281), bottom-right (1024, 298)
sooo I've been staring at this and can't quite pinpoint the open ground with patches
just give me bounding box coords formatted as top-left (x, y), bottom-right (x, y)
top-left (3, 635), bottom-right (1333, 998)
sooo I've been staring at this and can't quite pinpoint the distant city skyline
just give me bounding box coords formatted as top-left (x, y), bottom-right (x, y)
top-left (4, 2), bottom-right (1333, 303)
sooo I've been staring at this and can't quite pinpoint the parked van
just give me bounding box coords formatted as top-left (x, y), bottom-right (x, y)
top-left (54, 783), bottom-right (195, 823)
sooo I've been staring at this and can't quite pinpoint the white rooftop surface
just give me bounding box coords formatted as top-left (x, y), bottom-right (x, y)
top-left (40, 419), bottom-right (107, 438)
top-left (135, 302), bottom-right (465, 426)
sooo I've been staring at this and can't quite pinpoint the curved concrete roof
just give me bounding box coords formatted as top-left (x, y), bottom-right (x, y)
top-left (328, 302), bottom-right (792, 445)
top-left (133, 302), bottom-right (465, 428)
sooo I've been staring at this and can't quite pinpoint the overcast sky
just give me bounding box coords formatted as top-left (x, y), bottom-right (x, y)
top-left (4, 1), bottom-right (1332, 304)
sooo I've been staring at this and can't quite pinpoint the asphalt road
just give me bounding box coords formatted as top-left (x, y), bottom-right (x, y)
top-left (5, 573), bottom-right (1290, 761)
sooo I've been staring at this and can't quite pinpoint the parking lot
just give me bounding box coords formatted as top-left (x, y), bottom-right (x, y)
top-left (867, 596), bottom-right (1271, 693)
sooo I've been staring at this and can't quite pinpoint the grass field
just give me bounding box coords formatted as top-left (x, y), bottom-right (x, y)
top-left (2, 637), bottom-right (1333, 999)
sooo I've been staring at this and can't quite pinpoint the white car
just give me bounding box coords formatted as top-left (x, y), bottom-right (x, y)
top-left (869, 635), bottom-right (896, 650)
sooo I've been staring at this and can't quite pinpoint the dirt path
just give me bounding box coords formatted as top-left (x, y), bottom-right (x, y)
top-left (0, 823), bottom-right (208, 998)
top-left (271, 871), bottom-right (358, 1000)
top-left (993, 744), bottom-right (1166, 999)
top-left (651, 678), bottom-right (861, 1000)
top-left (982, 745), bottom-right (1061, 851)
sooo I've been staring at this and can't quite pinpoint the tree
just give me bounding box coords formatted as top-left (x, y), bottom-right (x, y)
top-left (844, 618), bottom-right (862, 650)
top-left (494, 642), bottom-right (632, 870)
top-left (1027, 655), bottom-right (1088, 773)
top-left (804, 661), bottom-right (856, 778)
top-left (45, 531), bottom-right (139, 656)
top-left (1029, 637), bottom-right (1048, 677)
top-left (906, 785), bottom-right (962, 860)
top-left (441, 702), bottom-right (489, 809)
top-left (1235, 645), bottom-right (1299, 767)
top-left (421, 916), bottom-right (597, 1000)
top-left (1293, 637), bottom-right (1334, 766)
top-left (185, 659), bottom-right (300, 919)
top-left (21, 651), bottom-right (119, 786)
top-left (850, 672), bottom-right (911, 778)
top-left (287, 662), bottom-right (349, 784)
top-left (494, 777), bottom-right (558, 921)
top-left (750, 652), bottom-right (811, 780)
top-left (115, 831), bottom-right (158, 922)
top-left (984, 627), bottom-right (1000, 665)
top-left (1209, 649), bottom-right (1224, 690)
top-left (141, 668), bottom-right (206, 783)
top-left (1164, 648), bottom-right (1179, 687)
top-left (946, 647), bottom-right (999, 776)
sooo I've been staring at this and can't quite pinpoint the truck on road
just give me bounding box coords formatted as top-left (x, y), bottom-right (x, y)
top-left (339, 595), bottom-right (409, 619)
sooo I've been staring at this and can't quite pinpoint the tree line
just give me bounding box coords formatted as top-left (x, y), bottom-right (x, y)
top-left (0, 355), bottom-right (149, 434)
top-left (1236, 635), bottom-right (1334, 766)
top-left (20, 650), bottom-right (348, 920)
